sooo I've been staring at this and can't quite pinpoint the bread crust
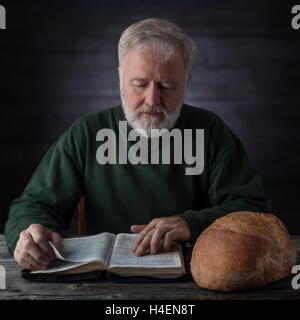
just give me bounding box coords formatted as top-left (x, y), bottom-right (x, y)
top-left (190, 211), bottom-right (297, 292)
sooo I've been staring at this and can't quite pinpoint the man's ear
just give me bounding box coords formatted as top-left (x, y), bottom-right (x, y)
top-left (118, 66), bottom-right (123, 81)
top-left (185, 73), bottom-right (192, 88)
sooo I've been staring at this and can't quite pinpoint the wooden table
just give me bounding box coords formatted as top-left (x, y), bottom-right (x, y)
top-left (0, 234), bottom-right (299, 300)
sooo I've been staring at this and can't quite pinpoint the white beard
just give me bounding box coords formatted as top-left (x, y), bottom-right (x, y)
top-left (120, 91), bottom-right (183, 138)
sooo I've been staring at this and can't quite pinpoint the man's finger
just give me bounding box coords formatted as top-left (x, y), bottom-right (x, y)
top-left (20, 251), bottom-right (48, 271)
top-left (15, 245), bottom-right (48, 271)
top-left (21, 233), bottom-right (51, 266)
top-left (50, 232), bottom-right (62, 252)
top-left (131, 224), bottom-right (155, 252)
top-left (130, 225), bottom-right (147, 234)
top-left (162, 230), bottom-right (178, 252)
top-left (130, 225), bottom-right (146, 251)
top-left (150, 226), bottom-right (172, 255)
top-left (30, 227), bottom-right (56, 260)
top-left (133, 231), bottom-right (154, 256)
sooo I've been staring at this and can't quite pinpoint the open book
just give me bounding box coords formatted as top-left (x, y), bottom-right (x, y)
top-left (30, 233), bottom-right (186, 279)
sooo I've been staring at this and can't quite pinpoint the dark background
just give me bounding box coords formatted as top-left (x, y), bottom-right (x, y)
top-left (0, 0), bottom-right (299, 234)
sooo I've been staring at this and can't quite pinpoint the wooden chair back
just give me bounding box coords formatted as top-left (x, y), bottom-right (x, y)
top-left (77, 196), bottom-right (86, 235)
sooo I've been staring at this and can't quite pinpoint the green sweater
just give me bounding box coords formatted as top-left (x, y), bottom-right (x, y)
top-left (4, 104), bottom-right (270, 253)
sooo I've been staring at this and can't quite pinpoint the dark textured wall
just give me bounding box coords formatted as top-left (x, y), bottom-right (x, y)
top-left (1, 0), bottom-right (300, 234)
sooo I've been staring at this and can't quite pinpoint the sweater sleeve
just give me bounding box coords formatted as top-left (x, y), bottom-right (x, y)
top-left (177, 114), bottom-right (271, 242)
top-left (4, 121), bottom-right (85, 254)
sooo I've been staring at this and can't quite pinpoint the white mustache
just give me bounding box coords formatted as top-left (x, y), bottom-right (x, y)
top-left (136, 105), bottom-right (168, 116)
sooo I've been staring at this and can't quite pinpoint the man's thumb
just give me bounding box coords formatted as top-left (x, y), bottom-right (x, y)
top-left (50, 232), bottom-right (62, 251)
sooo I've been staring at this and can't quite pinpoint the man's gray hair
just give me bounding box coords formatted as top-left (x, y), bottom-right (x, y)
top-left (118, 18), bottom-right (197, 75)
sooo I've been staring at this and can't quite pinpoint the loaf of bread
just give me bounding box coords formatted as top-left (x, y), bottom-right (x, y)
top-left (190, 211), bottom-right (297, 292)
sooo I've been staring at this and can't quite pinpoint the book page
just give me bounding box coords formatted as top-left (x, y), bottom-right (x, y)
top-left (108, 233), bottom-right (182, 268)
top-left (50, 232), bottom-right (116, 264)
top-left (31, 260), bottom-right (99, 274)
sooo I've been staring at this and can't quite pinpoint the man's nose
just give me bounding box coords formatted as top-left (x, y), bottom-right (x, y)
top-left (144, 83), bottom-right (162, 106)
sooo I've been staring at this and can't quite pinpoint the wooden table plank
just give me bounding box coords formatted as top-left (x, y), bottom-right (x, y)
top-left (1, 235), bottom-right (300, 300)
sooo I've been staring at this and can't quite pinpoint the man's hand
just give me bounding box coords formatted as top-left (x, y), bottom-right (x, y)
top-left (14, 224), bottom-right (62, 271)
top-left (130, 217), bottom-right (190, 256)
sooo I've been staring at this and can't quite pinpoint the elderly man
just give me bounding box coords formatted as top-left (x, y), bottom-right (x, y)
top-left (5, 18), bottom-right (270, 271)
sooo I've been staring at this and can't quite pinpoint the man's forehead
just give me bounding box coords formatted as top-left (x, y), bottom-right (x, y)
top-left (121, 48), bottom-right (186, 82)
top-left (124, 47), bottom-right (184, 67)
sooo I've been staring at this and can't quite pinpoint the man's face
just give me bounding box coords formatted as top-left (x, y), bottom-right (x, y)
top-left (119, 48), bottom-right (188, 135)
